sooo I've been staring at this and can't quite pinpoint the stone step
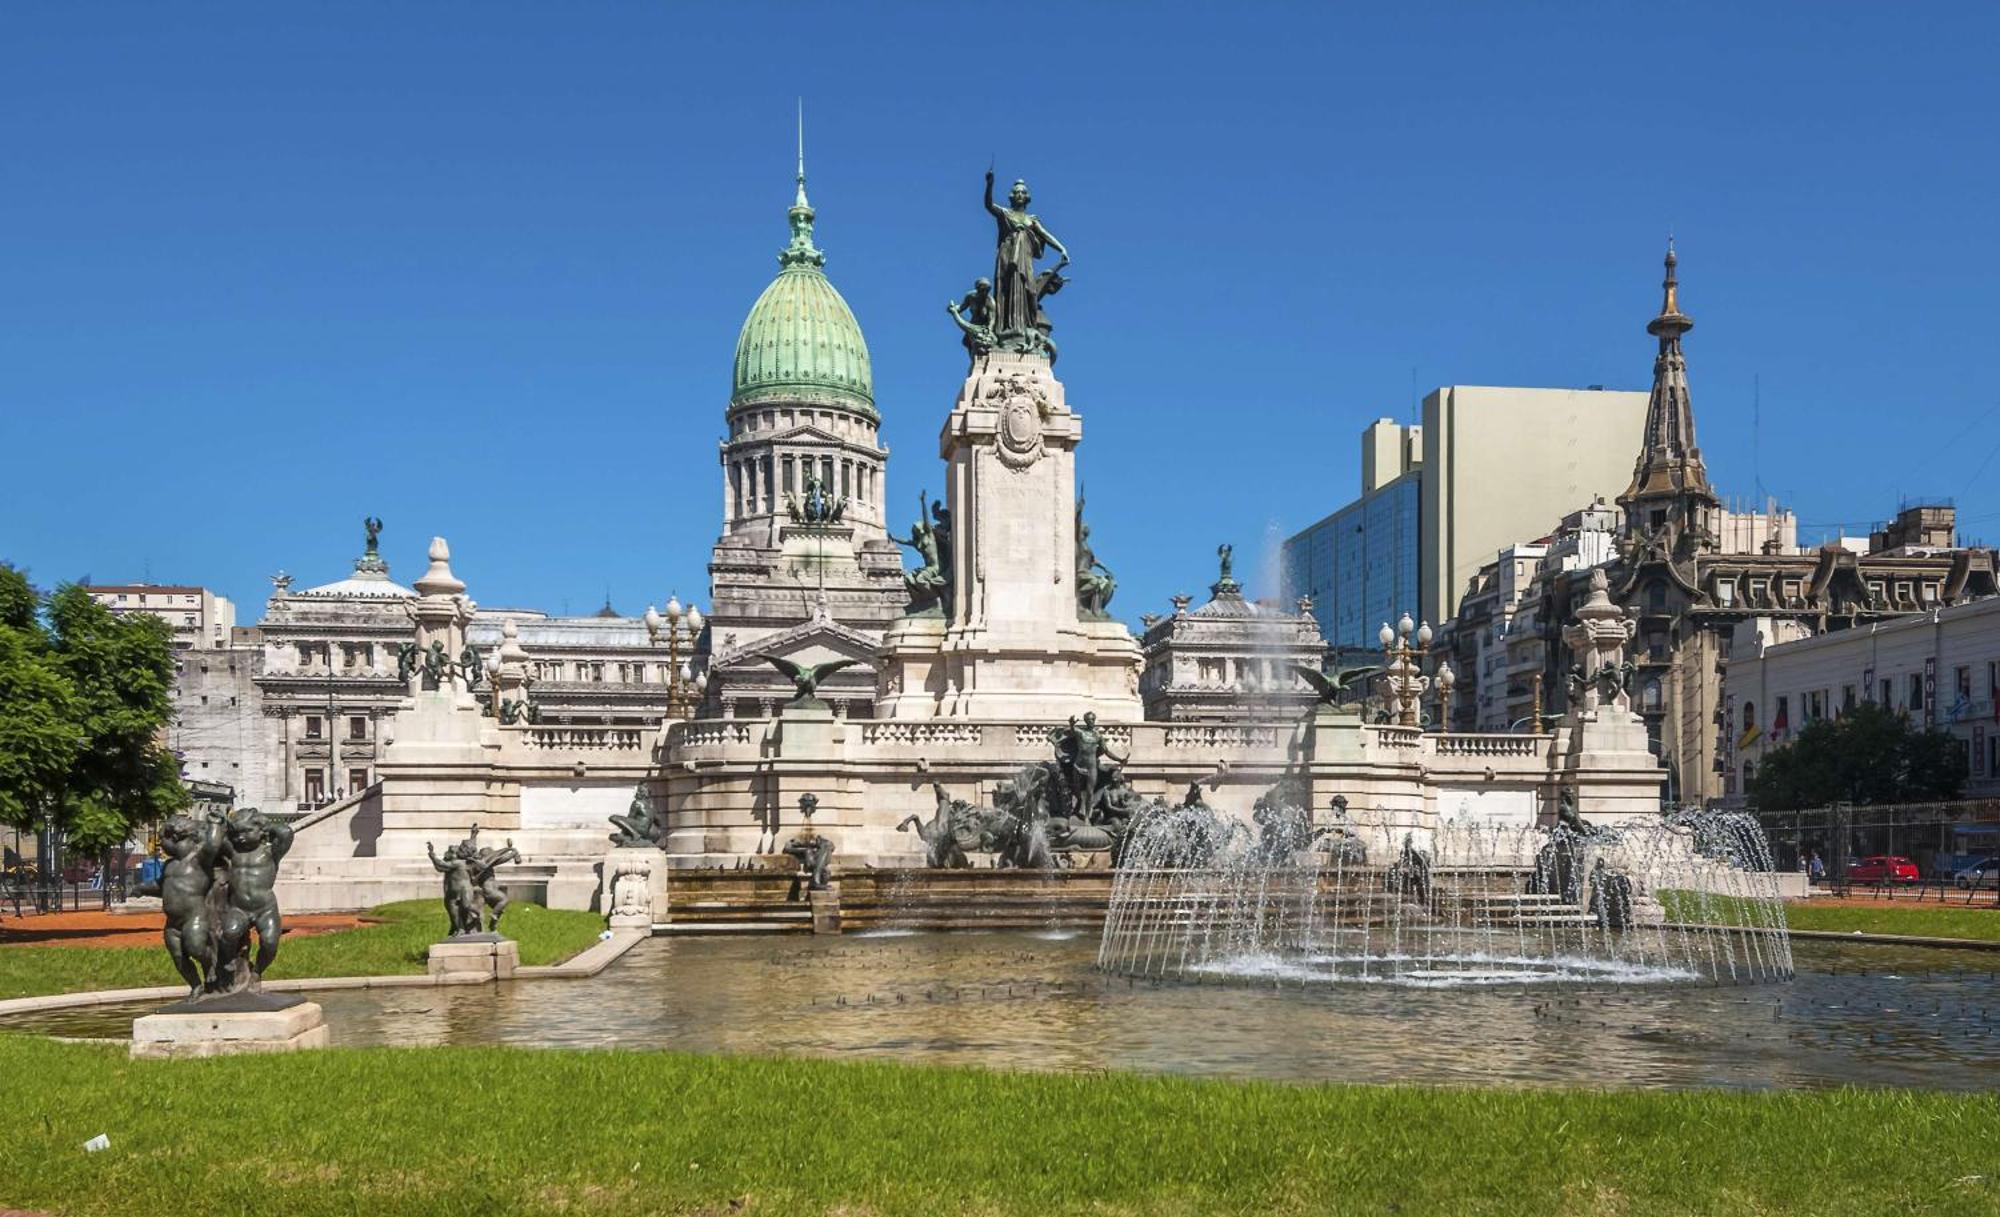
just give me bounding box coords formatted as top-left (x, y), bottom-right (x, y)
top-left (843, 916), bottom-right (1103, 930)
top-left (660, 904), bottom-right (808, 920)
top-left (660, 920), bottom-right (813, 935)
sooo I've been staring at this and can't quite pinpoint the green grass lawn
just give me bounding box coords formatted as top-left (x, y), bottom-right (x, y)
top-left (1784, 902), bottom-right (2000, 943)
top-left (0, 901), bottom-right (605, 1000)
top-left (0, 1036), bottom-right (1992, 1217)
top-left (1659, 891), bottom-right (2000, 943)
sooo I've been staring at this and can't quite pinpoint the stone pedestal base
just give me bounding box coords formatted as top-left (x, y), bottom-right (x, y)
top-left (131, 999), bottom-right (328, 1060)
top-left (809, 883), bottom-right (842, 935)
top-left (426, 935), bottom-right (520, 981)
top-left (1562, 709), bottom-right (1668, 823)
top-left (602, 846), bottom-right (669, 928)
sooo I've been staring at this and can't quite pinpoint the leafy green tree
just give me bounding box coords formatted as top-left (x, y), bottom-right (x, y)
top-left (0, 566), bottom-right (188, 862)
top-left (1749, 701), bottom-right (1968, 811)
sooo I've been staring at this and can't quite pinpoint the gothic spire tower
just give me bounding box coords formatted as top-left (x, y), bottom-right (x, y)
top-left (1617, 242), bottom-right (1721, 552)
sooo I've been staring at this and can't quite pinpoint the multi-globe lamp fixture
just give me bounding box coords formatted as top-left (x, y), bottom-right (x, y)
top-left (643, 595), bottom-right (704, 720)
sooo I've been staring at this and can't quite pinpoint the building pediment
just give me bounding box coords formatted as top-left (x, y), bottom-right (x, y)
top-left (710, 614), bottom-right (880, 674)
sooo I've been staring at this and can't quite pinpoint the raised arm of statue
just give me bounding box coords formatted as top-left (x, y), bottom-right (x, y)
top-left (984, 170), bottom-right (1000, 218)
top-left (198, 809), bottom-right (227, 865)
top-left (426, 842), bottom-right (447, 873)
top-left (264, 815), bottom-right (295, 865)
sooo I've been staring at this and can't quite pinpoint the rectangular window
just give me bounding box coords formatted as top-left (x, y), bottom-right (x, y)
top-left (1841, 685), bottom-right (1856, 714)
top-left (304, 768), bottom-right (325, 804)
top-left (1806, 690), bottom-right (1824, 722)
top-left (1867, 580), bottom-right (1884, 602)
top-left (1880, 678), bottom-right (1893, 706)
top-left (1715, 581), bottom-right (1735, 606)
top-left (1908, 673), bottom-right (1924, 712)
top-left (1750, 579), bottom-right (1769, 604)
top-left (348, 715), bottom-right (367, 741)
top-left (348, 767), bottom-right (369, 792)
top-left (1956, 666), bottom-right (1973, 700)
top-left (1922, 583), bottom-right (1939, 603)
top-left (304, 715), bottom-right (323, 740)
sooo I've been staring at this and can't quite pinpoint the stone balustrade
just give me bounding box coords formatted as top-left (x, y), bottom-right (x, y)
top-left (859, 722), bottom-right (987, 747)
top-left (1429, 733), bottom-right (1549, 759)
top-left (680, 722), bottom-right (755, 748)
top-left (1367, 725), bottom-right (1424, 750)
top-left (1161, 724), bottom-right (1281, 750)
top-left (521, 726), bottom-right (651, 753)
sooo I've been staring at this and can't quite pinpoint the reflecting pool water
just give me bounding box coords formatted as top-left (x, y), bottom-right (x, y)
top-left (11, 932), bottom-right (1999, 1090)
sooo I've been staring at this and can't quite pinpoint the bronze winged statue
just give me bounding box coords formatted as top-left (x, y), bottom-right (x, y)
top-left (1293, 662), bottom-right (1385, 707)
top-left (762, 654), bottom-right (861, 706)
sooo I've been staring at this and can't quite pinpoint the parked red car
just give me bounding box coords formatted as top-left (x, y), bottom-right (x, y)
top-left (1846, 855), bottom-right (1920, 883)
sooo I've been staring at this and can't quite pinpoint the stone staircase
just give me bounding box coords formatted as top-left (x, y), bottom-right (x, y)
top-left (662, 871), bottom-right (813, 934)
top-left (839, 868), bottom-right (1113, 931)
top-left (657, 867), bottom-right (1115, 934)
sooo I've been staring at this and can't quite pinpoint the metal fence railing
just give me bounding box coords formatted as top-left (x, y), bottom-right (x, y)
top-left (1752, 798), bottom-right (2000, 905)
top-left (0, 857), bottom-right (132, 918)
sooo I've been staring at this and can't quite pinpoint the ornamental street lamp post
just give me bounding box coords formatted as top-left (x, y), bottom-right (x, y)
top-left (1378, 613), bottom-right (1435, 729)
top-left (643, 595), bottom-right (704, 721)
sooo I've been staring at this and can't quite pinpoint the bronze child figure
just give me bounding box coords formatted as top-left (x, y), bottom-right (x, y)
top-left (214, 807), bottom-right (295, 992)
top-left (157, 810), bottom-right (226, 998)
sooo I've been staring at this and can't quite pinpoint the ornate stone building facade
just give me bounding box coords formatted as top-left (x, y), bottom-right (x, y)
top-left (1441, 247), bottom-right (1999, 803)
top-left (1139, 549), bottom-right (1328, 722)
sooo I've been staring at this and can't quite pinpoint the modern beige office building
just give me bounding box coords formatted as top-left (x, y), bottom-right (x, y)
top-left (86, 583), bottom-right (238, 650)
top-left (1418, 385), bottom-right (1649, 627)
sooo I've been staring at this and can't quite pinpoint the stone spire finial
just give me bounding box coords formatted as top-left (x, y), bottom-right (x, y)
top-left (498, 618), bottom-right (529, 664)
top-left (413, 536), bottom-right (466, 597)
top-left (1647, 238), bottom-right (1692, 344)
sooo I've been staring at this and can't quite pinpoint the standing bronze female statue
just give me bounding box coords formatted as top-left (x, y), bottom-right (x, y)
top-left (984, 170), bottom-right (1068, 350)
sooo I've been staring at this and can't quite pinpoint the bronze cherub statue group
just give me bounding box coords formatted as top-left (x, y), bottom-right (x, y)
top-left (155, 807), bottom-right (295, 1001)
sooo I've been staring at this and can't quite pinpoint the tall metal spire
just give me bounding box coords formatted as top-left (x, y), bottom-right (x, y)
top-left (778, 99), bottom-right (824, 269)
top-left (795, 98), bottom-right (807, 206)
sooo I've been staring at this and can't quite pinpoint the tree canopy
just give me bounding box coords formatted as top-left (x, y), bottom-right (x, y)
top-left (0, 565), bottom-right (187, 855)
top-left (1748, 701), bottom-right (1968, 811)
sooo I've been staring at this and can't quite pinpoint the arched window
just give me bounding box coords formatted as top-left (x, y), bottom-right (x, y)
top-left (1741, 701), bottom-right (1756, 733)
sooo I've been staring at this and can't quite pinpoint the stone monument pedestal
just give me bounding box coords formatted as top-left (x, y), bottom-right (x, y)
top-left (809, 882), bottom-right (842, 935)
top-left (601, 846), bottom-right (669, 928)
top-left (874, 350), bottom-right (1143, 721)
top-left (131, 994), bottom-right (328, 1060)
top-left (426, 933), bottom-right (520, 982)
top-left (1562, 709), bottom-right (1667, 823)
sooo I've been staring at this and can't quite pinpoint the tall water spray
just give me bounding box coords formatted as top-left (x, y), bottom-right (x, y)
top-left (1097, 803), bottom-right (1793, 987)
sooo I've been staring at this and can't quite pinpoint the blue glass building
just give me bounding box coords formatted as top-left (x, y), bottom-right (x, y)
top-left (1280, 471), bottom-right (1422, 655)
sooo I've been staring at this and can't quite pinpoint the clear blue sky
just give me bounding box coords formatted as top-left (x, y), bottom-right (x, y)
top-left (5, 3), bottom-right (1997, 625)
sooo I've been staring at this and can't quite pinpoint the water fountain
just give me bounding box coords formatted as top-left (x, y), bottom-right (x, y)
top-left (1098, 789), bottom-right (1794, 987)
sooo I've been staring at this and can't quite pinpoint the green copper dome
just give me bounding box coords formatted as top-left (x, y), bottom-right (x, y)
top-left (730, 172), bottom-right (874, 418)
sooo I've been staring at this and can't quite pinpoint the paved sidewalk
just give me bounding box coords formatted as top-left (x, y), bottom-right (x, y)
top-left (0, 909), bottom-right (371, 949)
